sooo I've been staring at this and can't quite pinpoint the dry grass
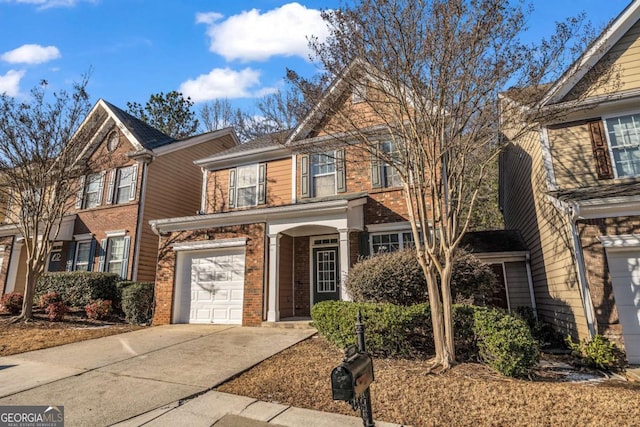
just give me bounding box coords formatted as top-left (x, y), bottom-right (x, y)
top-left (0, 311), bottom-right (144, 357)
top-left (218, 336), bottom-right (640, 427)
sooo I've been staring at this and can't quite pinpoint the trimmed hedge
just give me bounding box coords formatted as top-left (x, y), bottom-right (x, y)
top-left (121, 282), bottom-right (154, 325)
top-left (312, 301), bottom-right (540, 377)
top-left (474, 307), bottom-right (540, 377)
top-left (311, 301), bottom-right (430, 357)
top-left (36, 272), bottom-right (120, 308)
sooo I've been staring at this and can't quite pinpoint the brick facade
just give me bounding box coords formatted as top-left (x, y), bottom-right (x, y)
top-left (153, 223), bottom-right (266, 326)
top-left (577, 215), bottom-right (640, 349)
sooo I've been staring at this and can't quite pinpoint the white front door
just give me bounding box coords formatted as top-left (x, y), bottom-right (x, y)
top-left (606, 250), bottom-right (640, 364)
top-left (177, 248), bottom-right (245, 324)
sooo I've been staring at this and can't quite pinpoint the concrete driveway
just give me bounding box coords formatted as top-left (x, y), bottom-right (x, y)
top-left (0, 325), bottom-right (315, 426)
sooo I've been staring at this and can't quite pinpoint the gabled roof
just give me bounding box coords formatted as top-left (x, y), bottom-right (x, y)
top-left (102, 101), bottom-right (175, 150)
top-left (540, 0), bottom-right (640, 106)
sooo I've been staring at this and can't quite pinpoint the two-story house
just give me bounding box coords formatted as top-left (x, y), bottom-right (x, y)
top-left (151, 71), bottom-right (536, 327)
top-left (0, 99), bottom-right (238, 297)
top-left (501, 1), bottom-right (640, 364)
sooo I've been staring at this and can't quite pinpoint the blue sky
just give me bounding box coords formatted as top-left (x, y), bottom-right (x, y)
top-left (0, 0), bottom-right (630, 112)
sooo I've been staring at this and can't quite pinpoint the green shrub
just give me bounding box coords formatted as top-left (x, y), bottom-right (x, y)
top-left (121, 282), bottom-right (154, 325)
top-left (36, 272), bottom-right (120, 308)
top-left (515, 306), bottom-right (566, 349)
top-left (311, 300), bottom-right (431, 357)
top-left (474, 308), bottom-right (539, 377)
top-left (566, 334), bottom-right (622, 370)
top-left (450, 250), bottom-right (500, 304)
top-left (345, 250), bottom-right (427, 306)
top-left (0, 292), bottom-right (23, 314)
top-left (85, 299), bottom-right (113, 320)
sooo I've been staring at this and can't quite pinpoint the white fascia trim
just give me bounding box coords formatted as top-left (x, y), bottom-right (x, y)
top-left (73, 233), bottom-right (93, 241)
top-left (153, 128), bottom-right (239, 157)
top-left (150, 197), bottom-right (368, 234)
top-left (575, 196), bottom-right (640, 219)
top-left (0, 224), bottom-right (19, 237)
top-left (472, 251), bottom-right (528, 263)
top-left (194, 146), bottom-right (290, 170)
top-left (105, 229), bottom-right (127, 238)
top-left (539, 127), bottom-right (558, 191)
top-left (599, 234), bottom-right (640, 248)
top-left (172, 237), bottom-right (248, 252)
top-left (100, 100), bottom-right (144, 150)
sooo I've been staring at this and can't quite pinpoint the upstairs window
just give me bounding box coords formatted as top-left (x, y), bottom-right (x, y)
top-left (300, 150), bottom-right (346, 198)
top-left (76, 172), bottom-right (105, 210)
top-left (604, 113), bottom-right (640, 178)
top-left (111, 165), bottom-right (138, 204)
top-left (228, 163), bottom-right (266, 208)
top-left (372, 141), bottom-right (402, 189)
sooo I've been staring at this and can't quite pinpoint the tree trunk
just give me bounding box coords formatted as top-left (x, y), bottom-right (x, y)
top-left (19, 269), bottom-right (37, 321)
top-left (440, 256), bottom-right (456, 364)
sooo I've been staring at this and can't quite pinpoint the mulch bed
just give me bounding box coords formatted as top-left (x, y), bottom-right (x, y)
top-left (217, 335), bottom-right (640, 427)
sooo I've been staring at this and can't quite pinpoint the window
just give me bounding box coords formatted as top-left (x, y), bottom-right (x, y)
top-left (312, 152), bottom-right (337, 197)
top-left (228, 163), bottom-right (265, 208)
top-left (100, 236), bottom-right (130, 279)
top-left (74, 241), bottom-right (93, 271)
top-left (370, 231), bottom-right (421, 254)
top-left (83, 173), bottom-right (104, 209)
top-left (114, 166), bottom-right (136, 204)
top-left (380, 141), bottom-right (402, 188)
top-left (604, 113), bottom-right (640, 178)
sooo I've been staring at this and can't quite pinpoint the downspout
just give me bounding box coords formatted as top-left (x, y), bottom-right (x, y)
top-left (568, 204), bottom-right (597, 338)
top-left (291, 153), bottom-right (297, 204)
top-left (132, 160), bottom-right (150, 281)
top-left (200, 167), bottom-right (207, 214)
top-left (524, 253), bottom-right (538, 320)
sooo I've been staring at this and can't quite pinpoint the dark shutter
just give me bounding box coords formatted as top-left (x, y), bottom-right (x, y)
top-left (300, 154), bottom-right (310, 198)
top-left (87, 239), bottom-right (96, 272)
top-left (257, 163), bottom-right (266, 204)
top-left (359, 231), bottom-right (370, 258)
top-left (98, 239), bottom-right (107, 272)
top-left (588, 119), bottom-right (614, 180)
top-left (228, 168), bottom-right (237, 208)
top-left (336, 149), bottom-right (346, 193)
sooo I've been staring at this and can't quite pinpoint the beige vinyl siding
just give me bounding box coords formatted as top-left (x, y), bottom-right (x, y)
top-left (139, 134), bottom-right (235, 281)
top-left (502, 129), bottom-right (589, 339)
top-left (547, 122), bottom-right (606, 189)
top-left (565, 20), bottom-right (640, 101)
top-left (206, 157), bottom-right (292, 213)
top-left (504, 261), bottom-right (533, 309)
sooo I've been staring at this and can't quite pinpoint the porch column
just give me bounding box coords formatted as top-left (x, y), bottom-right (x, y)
top-left (267, 233), bottom-right (280, 322)
top-left (338, 229), bottom-right (351, 301)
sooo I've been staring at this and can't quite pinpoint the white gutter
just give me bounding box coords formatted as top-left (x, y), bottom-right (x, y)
top-left (525, 253), bottom-right (538, 320)
top-left (200, 168), bottom-right (207, 214)
top-left (291, 153), bottom-right (297, 204)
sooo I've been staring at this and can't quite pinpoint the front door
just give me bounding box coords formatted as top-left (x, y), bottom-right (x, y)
top-left (313, 246), bottom-right (340, 303)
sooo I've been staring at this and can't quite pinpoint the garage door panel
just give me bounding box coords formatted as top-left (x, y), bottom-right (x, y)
top-left (622, 334), bottom-right (640, 362)
top-left (175, 248), bottom-right (245, 325)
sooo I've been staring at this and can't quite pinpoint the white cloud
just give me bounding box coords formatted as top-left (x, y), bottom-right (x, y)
top-left (195, 12), bottom-right (222, 25)
top-left (1, 44), bottom-right (61, 64)
top-left (4, 0), bottom-right (95, 10)
top-left (179, 67), bottom-right (262, 102)
top-left (199, 2), bottom-right (329, 62)
top-left (0, 69), bottom-right (25, 96)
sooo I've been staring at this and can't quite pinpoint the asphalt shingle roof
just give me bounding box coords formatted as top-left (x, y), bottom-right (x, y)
top-left (103, 101), bottom-right (176, 150)
top-left (460, 230), bottom-right (528, 253)
top-left (214, 129), bottom-right (291, 157)
top-left (549, 181), bottom-right (640, 203)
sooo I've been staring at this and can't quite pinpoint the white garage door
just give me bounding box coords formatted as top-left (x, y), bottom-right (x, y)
top-left (176, 248), bottom-right (245, 325)
top-left (606, 250), bottom-right (640, 364)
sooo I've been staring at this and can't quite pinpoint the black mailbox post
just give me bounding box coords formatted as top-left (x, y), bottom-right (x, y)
top-left (330, 310), bottom-right (375, 427)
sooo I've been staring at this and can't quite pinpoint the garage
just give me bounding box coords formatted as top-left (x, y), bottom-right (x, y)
top-left (605, 249), bottom-right (640, 364)
top-left (173, 246), bottom-right (245, 325)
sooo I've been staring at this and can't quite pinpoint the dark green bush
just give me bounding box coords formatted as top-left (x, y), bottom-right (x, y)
top-left (121, 282), bottom-right (155, 325)
top-left (311, 300), bottom-right (431, 357)
top-left (0, 292), bottom-right (23, 314)
top-left (566, 334), bottom-right (623, 370)
top-left (345, 250), bottom-right (427, 306)
top-left (515, 306), bottom-right (566, 349)
top-left (474, 308), bottom-right (540, 377)
top-left (36, 272), bottom-right (120, 308)
top-left (450, 249), bottom-right (500, 304)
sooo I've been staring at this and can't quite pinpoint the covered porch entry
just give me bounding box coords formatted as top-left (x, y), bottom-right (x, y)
top-left (265, 197), bottom-right (366, 322)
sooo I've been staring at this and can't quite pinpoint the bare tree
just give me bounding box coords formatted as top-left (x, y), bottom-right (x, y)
top-left (294, 0), bottom-right (605, 369)
top-left (199, 98), bottom-right (241, 132)
top-left (0, 77), bottom-right (93, 320)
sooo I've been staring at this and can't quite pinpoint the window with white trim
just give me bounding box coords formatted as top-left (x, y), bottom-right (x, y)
top-left (236, 164), bottom-right (259, 207)
top-left (380, 141), bottom-right (402, 188)
top-left (74, 240), bottom-right (93, 271)
top-left (100, 235), bottom-right (130, 279)
top-left (311, 152), bottom-right (336, 197)
top-left (370, 231), bottom-right (418, 253)
top-left (604, 113), bottom-right (640, 178)
top-left (83, 173), bottom-right (103, 209)
top-left (114, 166), bottom-right (136, 204)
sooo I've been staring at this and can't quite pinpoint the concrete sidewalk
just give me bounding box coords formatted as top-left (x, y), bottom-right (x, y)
top-left (0, 325), bottom-right (405, 426)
